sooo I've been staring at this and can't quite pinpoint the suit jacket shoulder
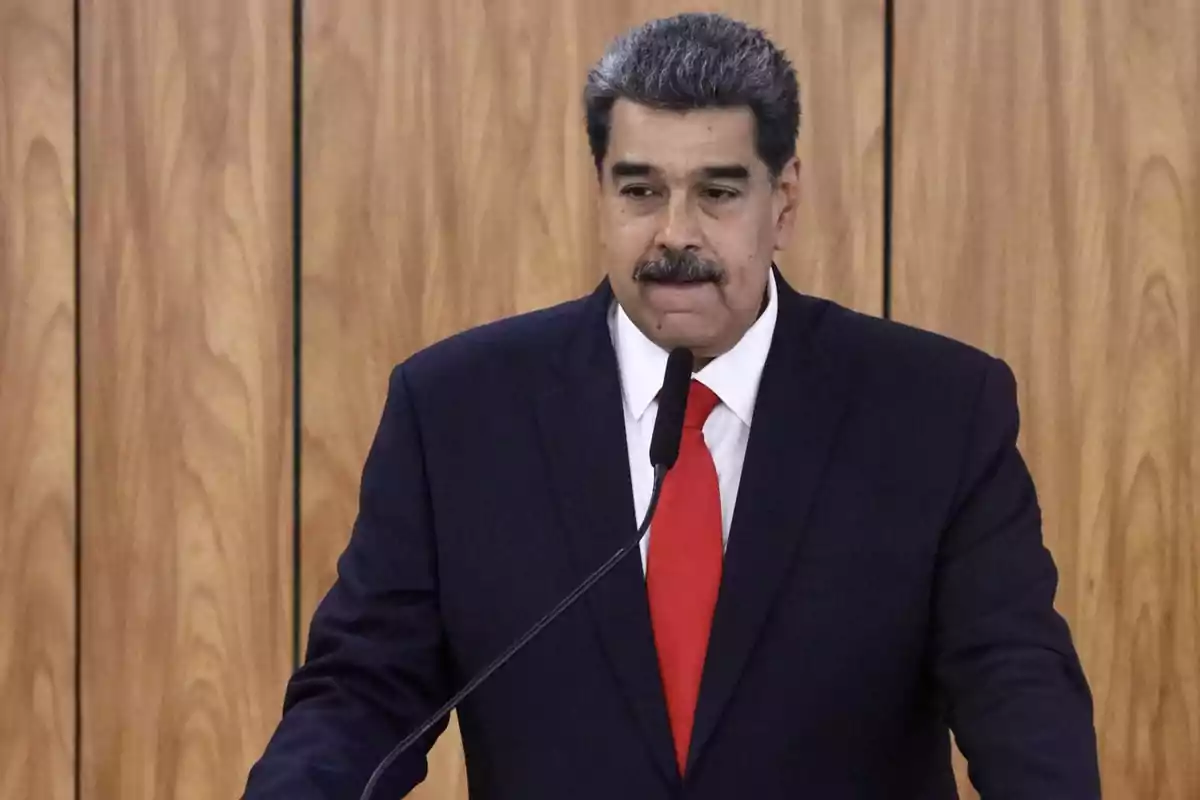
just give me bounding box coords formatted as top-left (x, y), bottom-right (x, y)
top-left (397, 289), bottom-right (596, 401)
top-left (770, 295), bottom-right (1028, 548)
top-left (811, 299), bottom-right (1000, 402)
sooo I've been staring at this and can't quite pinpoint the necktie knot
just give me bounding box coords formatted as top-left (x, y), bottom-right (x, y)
top-left (683, 380), bottom-right (721, 430)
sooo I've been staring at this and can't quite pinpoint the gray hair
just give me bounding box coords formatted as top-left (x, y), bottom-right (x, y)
top-left (584, 12), bottom-right (801, 177)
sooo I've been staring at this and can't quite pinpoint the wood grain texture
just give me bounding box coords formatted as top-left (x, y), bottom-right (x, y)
top-left (301, 2), bottom-right (883, 796)
top-left (79, 1), bottom-right (294, 798)
top-left (893, 1), bottom-right (1199, 798)
top-left (0, 0), bottom-right (76, 797)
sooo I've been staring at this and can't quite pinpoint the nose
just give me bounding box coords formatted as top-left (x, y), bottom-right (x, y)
top-left (653, 194), bottom-right (703, 253)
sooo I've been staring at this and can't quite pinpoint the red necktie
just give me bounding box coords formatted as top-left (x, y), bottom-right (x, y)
top-left (647, 379), bottom-right (723, 774)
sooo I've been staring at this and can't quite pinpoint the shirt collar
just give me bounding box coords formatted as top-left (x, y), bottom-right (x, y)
top-left (608, 270), bottom-right (779, 427)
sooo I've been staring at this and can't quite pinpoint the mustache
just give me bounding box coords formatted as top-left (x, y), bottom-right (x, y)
top-left (632, 250), bottom-right (727, 285)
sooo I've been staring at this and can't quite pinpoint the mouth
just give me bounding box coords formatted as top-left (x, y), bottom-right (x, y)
top-left (640, 281), bottom-right (720, 310)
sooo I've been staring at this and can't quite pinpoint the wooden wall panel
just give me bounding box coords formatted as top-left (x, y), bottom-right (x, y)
top-left (0, 0), bottom-right (76, 797)
top-left (301, 2), bottom-right (883, 797)
top-left (79, 1), bottom-right (294, 798)
top-left (893, 1), bottom-right (1199, 798)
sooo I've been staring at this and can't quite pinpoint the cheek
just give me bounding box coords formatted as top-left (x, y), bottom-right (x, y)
top-left (705, 225), bottom-right (774, 308)
top-left (602, 211), bottom-right (655, 257)
top-left (705, 221), bottom-right (762, 272)
top-left (734, 212), bottom-right (782, 269)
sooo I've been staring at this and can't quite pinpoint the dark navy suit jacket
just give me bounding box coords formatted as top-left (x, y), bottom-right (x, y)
top-left (243, 271), bottom-right (1100, 798)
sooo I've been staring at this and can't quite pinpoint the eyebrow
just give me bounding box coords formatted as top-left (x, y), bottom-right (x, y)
top-left (700, 165), bottom-right (750, 181)
top-left (611, 161), bottom-right (653, 179)
top-left (609, 161), bottom-right (751, 181)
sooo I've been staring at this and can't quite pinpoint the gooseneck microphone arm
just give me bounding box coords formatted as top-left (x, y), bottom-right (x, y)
top-left (357, 466), bottom-right (669, 800)
top-left (358, 347), bottom-right (695, 800)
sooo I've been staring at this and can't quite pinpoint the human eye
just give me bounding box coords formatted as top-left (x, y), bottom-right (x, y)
top-left (701, 185), bottom-right (741, 202)
top-left (619, 184), bottom-right (660, 200)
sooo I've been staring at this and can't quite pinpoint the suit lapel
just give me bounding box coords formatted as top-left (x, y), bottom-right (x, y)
top-left (534, 280), bottom-right (680, 788)
top-left (687, 281), bottom-right (853, 774)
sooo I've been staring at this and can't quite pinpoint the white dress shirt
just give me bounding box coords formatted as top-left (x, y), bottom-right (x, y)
top-left (607, 271), bottom-right (780, 573)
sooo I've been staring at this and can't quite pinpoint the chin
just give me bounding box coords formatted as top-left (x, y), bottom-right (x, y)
top-left (650, 320), bottom-right (723, 355)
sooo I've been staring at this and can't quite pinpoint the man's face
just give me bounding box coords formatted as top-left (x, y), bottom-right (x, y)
top-left (598, 98), bottom-right (800, 359)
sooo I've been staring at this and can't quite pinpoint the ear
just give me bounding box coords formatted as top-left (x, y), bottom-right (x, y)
top-left (772, 157), bottom-right (802, 251)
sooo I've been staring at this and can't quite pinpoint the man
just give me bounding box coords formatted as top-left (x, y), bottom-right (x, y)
top-left (244, 13), bottom-right (1100, 799)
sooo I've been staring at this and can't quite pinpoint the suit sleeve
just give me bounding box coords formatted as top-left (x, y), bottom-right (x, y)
top-left (932, 357), bottom-right (1101, 799)
top-left (242, 364), bottom-right (453, 799)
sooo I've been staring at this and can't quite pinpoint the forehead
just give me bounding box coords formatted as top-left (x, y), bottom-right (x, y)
top-left (606, 98), bottom-right (761, 176)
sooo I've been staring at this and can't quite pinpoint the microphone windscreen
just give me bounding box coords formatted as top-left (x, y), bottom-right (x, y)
top-left (649, 347), bottom-right (694, 469)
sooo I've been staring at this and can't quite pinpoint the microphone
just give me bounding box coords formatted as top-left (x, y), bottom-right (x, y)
top-left (649, 346), bottom-right (694, 470)
top-left (358, 346), bottom-right (695, 800)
